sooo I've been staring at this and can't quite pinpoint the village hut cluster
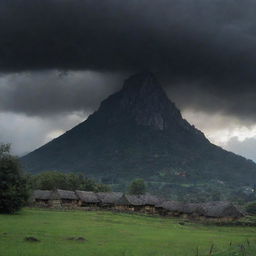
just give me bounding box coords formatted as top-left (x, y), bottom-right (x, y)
top-left (32, 189), bottom-right (244, 221)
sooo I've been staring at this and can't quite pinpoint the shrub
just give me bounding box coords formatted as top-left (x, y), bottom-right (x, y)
top-left (128, 179), bottom-right (146, 195)
top-left (29, 171), bottom-right (111, 192)
top-left (245, 202), bottom-right (256, 215)
top-left (0, 144), bottom-right (29, 213)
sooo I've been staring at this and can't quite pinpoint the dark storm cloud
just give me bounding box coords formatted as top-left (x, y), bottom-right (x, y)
top-left (1, 0), bottom-right (255, 74)
top-left (1, 0), bottom-right (256, 119)
top-left (0, 71), bottom-right (123, 116)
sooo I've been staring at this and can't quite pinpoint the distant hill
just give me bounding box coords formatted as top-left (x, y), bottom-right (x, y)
top-left (21, 72), bottom-right (256, 186)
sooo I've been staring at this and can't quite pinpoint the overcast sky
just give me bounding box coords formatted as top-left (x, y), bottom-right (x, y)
top-left (0, 0), bottom-right (256, 161)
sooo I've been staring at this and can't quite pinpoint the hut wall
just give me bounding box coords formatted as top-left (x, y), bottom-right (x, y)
top-left (50, 199), bottom-right (61, 208)
top-left (115, 205), bottom-right (130, 211)
top-left (156, 207), bottom-right (171, 216)
top-left (129, 206), bottom-right (136, 211)
top-left (34, 199), bottom-right (49, 207)
top-left (168, 211), bottom-right (180, 217)
top-left (220, 217), bottom-right (236, 222)
top-left (212, 217), bottom-right (236, 222)
top-left (198, 216), bottom-right (236, 222)
top-left (80, 201), bottom-right (99, 208)
top-left (100, 203), bottom-right (115, 209)
top-left (198, 216), bottom-right (207, 221)
top-left (182, 213), bottom-right (201, 219)
top-left (78, 200), bottom-right (83, 207)
top-left (134, 205), bottom-right (144, 212)
top-left (35, 199), bottom-right (49, 204)
top-left (155, 207), bottom-right (165, 215)
top-left (61, 199), bottom-right (78, 208)
top-left (143, 205), bottom-right (155, 214)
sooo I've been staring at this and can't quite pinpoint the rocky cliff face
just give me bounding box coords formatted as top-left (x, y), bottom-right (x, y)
top-left (21, 72), bottom-right (256, 186)
top-left (96, 72), bottom-right (202, 134)
top-left (120, 72), bottom-right (181, 130)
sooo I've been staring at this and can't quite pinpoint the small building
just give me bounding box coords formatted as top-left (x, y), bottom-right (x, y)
top-left (75, 191), bottom-right (100, 207)
top-left (115, 193), bottom-right (162, 213)
top-left (140, 194), bottom-right (162, 214)
top-left (115, 194), bottom-right (144, 212)
top-left (201, 201), bottom-right (244, 221)
top-left (49, 189), bottom-right (78, 208)
top-left (31, 190), bottom-right (52, 206)
top-left (156, 200), bottom-right (184, 216)
top-left (97, 192), bottom-right (123, 208)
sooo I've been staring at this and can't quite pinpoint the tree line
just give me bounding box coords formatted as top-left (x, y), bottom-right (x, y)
top-left (0, 144), bottom-right (147, 214)
top-left (27, 171), bottom-right (111, 192)
top-left (0, 144), bottom-right (110, 213)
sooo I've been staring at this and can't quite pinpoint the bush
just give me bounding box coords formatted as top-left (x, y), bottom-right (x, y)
top-left (28, 171), bottom-right (111, 192)
top-left (128, 179), bottom-right (146, 195)
top-left (0, 144), bottom-right (29, 213)
top-left (246, 202), bottom-right (256, 215)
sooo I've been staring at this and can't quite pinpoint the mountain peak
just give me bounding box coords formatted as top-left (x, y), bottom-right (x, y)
top-left (122, 72), bottom-right (162, 94)
top-left (22, 73), bottom-right (256, 188)
top-left (116, 72), bottom-right (182, 131)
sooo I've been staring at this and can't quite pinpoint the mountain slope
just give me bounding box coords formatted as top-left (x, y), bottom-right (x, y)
top-left (21, 72), bottom-right (256, 185)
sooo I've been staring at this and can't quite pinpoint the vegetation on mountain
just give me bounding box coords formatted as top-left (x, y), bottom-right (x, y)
top-left (27, 171), bottom-right (111, 192)
top-left (0, 144), bottom-right (29, 213)
top-left (245, 202), bottom-right (256, 215)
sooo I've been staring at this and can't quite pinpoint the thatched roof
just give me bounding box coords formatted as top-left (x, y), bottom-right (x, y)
top-left (116, 194), bottom-right (143, 206)
top-left (140, 194), bottom-right (163, 205)
top-left (50, 189), bottom-right (78, 200)
top-left (156, 200), bottom-right (184, 212)
top-left (75, 191), bottom-right (99, 203)
top-left (201, 201), bottom-right (243, 218)
top-left (32, 190), bottom-right (52, 200)
top-left (182, 203), bottom-right (206, 216)
top-left (116, 194), bottom-right (163, 206)
top-left (97, 192), bottom-right (123, 204)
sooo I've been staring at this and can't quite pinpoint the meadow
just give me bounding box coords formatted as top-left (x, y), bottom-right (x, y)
top-left (0, 208), bottom-right (256, 256)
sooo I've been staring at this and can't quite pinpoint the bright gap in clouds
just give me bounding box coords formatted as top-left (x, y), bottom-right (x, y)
top-left (0, 111), bottom-right (86, 156)
top-left (183, 110), bottom-right (256, 162)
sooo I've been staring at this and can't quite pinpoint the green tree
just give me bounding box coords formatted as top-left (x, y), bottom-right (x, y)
top-left (128, 179), bottom-right (146, 195)
top-left (30, 171), bottom-right (111, 192)
top-left (0, 144), bottom-right (29, 213)
top-left (246, 202), bottom-right (256, 215)
top-left (30, 171), bottom-right (67, 190)
top-left (94, 183), bottom-right (111, 192)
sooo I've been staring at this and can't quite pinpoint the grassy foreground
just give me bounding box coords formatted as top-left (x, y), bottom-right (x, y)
top-left (0, 208), bottom-right (256, 256)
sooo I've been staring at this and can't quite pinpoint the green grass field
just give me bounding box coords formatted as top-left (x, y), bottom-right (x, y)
top-left (0, 208), bottom-right (256, 256)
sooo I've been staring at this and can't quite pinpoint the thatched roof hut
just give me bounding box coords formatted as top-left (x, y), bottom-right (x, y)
top-left (201, 201), bottom-right (243, 218)
top-left (97, 192), bottom-right (123, 205)
top-left (156, 200), bottom-right (243, 219)
top-left (115, 194), bottom-right (163, 213)
top-left (75, 191), bottom-right (99, 204)
top-left (50, 189), bottom-right (78, 200)
top-left (32, 190), bottom-right (52, 201)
